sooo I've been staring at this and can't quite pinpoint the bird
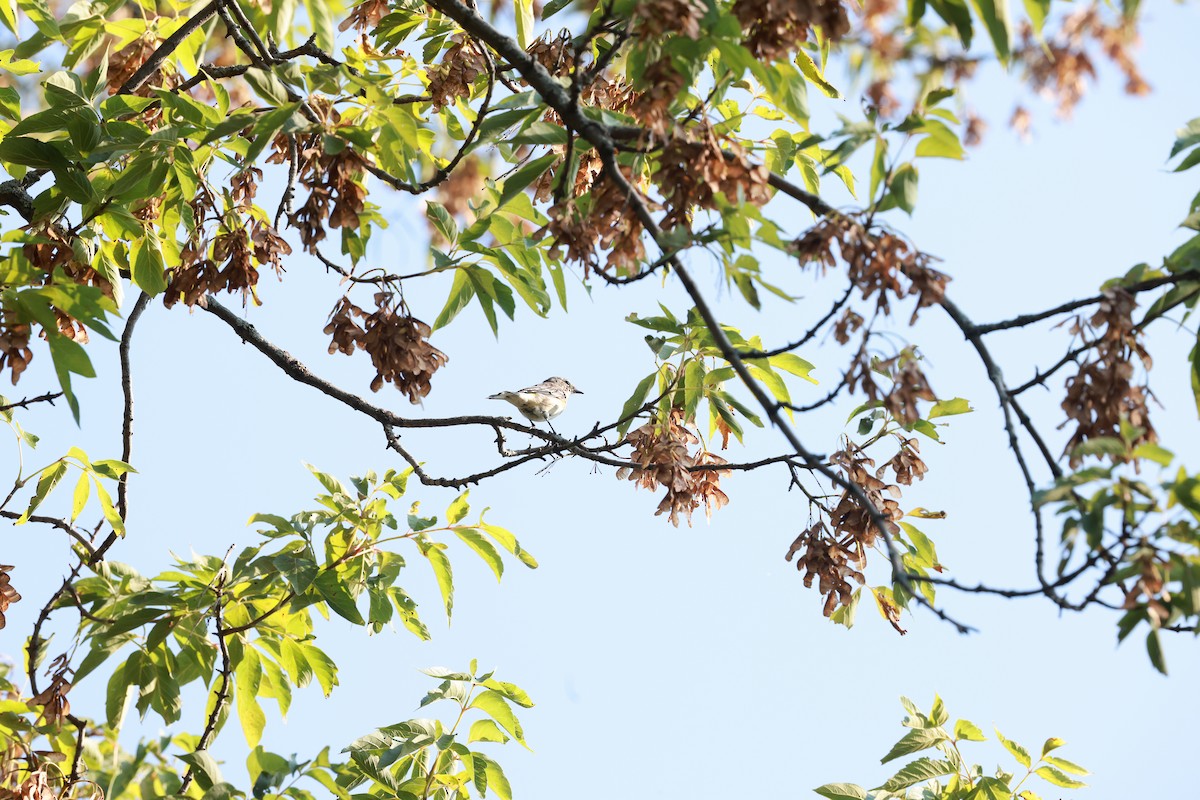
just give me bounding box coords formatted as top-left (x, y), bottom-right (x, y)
top-left (489, 377), bottom-right (583, 435)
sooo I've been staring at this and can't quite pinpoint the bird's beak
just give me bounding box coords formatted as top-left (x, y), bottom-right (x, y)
top-left (574, 389), bottom-right (584, 394)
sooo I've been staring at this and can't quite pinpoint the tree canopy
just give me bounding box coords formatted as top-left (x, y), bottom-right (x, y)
top-left (0, 0), bottom-right (1197, 798)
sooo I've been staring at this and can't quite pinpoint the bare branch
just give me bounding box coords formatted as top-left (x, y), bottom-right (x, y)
top-left (117, 293), bottom-right (152, 523)
top-left (0, 510), bottom-right (94, 556)
top-left (117, 0), bottom-right (223, 95)
top-left (0, 391), bottom-right (63, 412)
top-left (180, 569), bottom-right (233, 794)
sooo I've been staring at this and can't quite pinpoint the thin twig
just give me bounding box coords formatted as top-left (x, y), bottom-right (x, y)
top-left (116, 0), bottom-right (223, 95)
top-left (117, 293), bottom-right (152, 524)
top-left (180, 568), bottom-right (233, 794)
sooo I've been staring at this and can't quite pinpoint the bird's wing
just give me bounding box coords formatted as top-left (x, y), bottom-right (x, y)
top-left (519, 382), bottom-right (558, 395)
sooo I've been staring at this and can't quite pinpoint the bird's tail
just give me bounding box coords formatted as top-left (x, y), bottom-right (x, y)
top-left (488, 391), bottom-right (516, 402)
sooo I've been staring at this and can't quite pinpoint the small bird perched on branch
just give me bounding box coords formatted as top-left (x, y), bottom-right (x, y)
top-left (489, 377), bottom-right (583, 434)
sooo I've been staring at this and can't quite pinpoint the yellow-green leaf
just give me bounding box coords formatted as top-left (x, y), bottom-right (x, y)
top-left (1034, 765), bottom-right (1087, 789)
top-left (446, 490), bottom-right (470, 524)
top-left (70, 470), bottom-right (89, 522)
top-left (235, 648), bottom-right (266, 748)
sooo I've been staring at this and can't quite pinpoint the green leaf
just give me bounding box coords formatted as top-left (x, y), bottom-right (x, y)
top-left (235, 648), bottom-right (266, 748)
top-left (0, 136), bottom-right (67, 169)
top-left (298, 643), bottom-right (338, 696)
top-left (762, 61), bottom-right (808, 125)
top-left (1133, 442), bottom-right (1174, 466)
top-left (15, 0), bottom-right (59, 38)
top-left (1043, 755), bottom-right (1087, 775)
top-left (306, 462), bottom-right (348, 495)
top-left (426, 200), bottom-right (458, 245)
top-left (514, 0), bottom-right (535, 48)
top-left (929, 397), bottom-right (973, 418)
top-left (912, 418), bottom-right (941, 441)
top-left (876, 757), bottom-right (957, 792)
top-left (1033, 765), bottom-right (1087, 789)
top-left (683, 358), bottom-right (705, 421)
top-left (480, 519), bottom-right (538, 568)
top-left (0, 49), bottom-right (40, 75)
top-left (274, 552), bottom-right (318, 593)
top-left (480, 754), bottom-right (512, 800)
top-left (243, 66), bottom-right (292, 106)
top-left (446, 491), bottom-right (470, 524)
top-left (470, 690), bottom-right (526, 746)
top-left (510, 121), bottom-right (568, 145)
top-left (314, 570), bottom-right (366, 625)
top-left (433, 268), bottom-right (474, 331)
top-left (18, 459), bottom-right (67, 523)
top-left (278, 638), bottom-right (314, 688)
top-left (1023, 0), bottom-right (1050, 36)
top-left (0, 86), bottom-right (19, 120)
top-left (1040, 737), bottom-right (1065, 756)
top-left (1146, 628), bottom-right (1167, 674)
top-left (996, 729), bottom-right (1031, 768)
top-left (929, 694), bottom-right (947, 725)
top-left (954, 718), bottom-right (986, 741)
top-left (131, 236), bottom-right (167, 296)
top-left (469, 718), bottom-right (508, 743)
top-left (541, 0), bottom-right (573, 18)
top-left (794, 49), bottom-right (839, 98)
top-left (1190, 336), bottom-right (1200, 419)
top-left (0, 0), bottom-right (16, 35)
top-left (105, 660), bottom-right (132, 727)
top-left (421, 542), bottom-right (454, 620)
top-left (455, 528), bottom-right (504, 581)
top-left (549, 263), bottom-right (568, 310)
top-left (617, 371), bottom-right (657, 438)
top-left (178, 751), bottom-right (223, 791)
top-left (889, 163), bottom-right (918, 214)
top-left (94, 479), bottom-right (124, 536)
top-left (967, 0), bottom-right (1012, 60)
top-left (766, 353), bottom-right (818, 383)
top-left (813, 784), bottom-right (867, 800)
top-left (880, 728), bottom-right (947, 763)
top-left (748, 364), bottom-right (791, 406)
top-left (481, 678), bottom-right (534, 708)
top-left (969, 776), bottom-right (1014, 800)
top-left (302, 0), bottom-right (336, 51)
top-left (915, 119), bottom-right (966, 160)
top-left (498, 152), bottom-right (558, 209)
top-left (68, 470), bottom-right (90, 522)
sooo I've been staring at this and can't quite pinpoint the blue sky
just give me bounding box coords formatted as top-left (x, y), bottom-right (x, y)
top-left (3, 3), bottom-right (1200, 798)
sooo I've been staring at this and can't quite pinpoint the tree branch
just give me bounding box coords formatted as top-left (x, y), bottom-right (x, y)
top-left (116, 0), bottom-right (224, 96)
top-left (0, 391), bottom-right (63, 412)
top-left (117, 293), bottom-right (151, 523)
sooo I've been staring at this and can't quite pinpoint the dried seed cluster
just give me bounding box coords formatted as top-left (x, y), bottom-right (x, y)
top-left (618, 412), bottom-right (731, 526)
top-left (324, 293), bottom-right (449, 401)
top-left (787, 437), bottom-right (927, 618)
top-left (339, 0), bottom-right (388, 34)
top-left (1061, 287), bottom-right (1155, 465)
top-left (1017, 5), bottom-right (1149, 120)
top-left (1122, 549), bottom-right (1171, 627)
top-left (0, 564), bottom-right (19, 629)
top-left (427, 37), bottom-right (487, 111)
top-left (633, 0), bottom-right (709, 40)
top-left (107, 34), bottom-right (181, 98)
top-left (287, 142), bottom-right (369, 253)
top-left (165, 174), bottom-right (292, 309)
top-left (545, 166), bottom-right (650, 277)
top-left (30, 654), bottom-right (72, 727)
top-left (657, 128), bottom-right (772, 228)
top-left (628, 57), bottom-right (686, 136)
top-left (793, 215), bottom-right (948, 323)
top-left (732, 0), bottom-right (851, 61)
